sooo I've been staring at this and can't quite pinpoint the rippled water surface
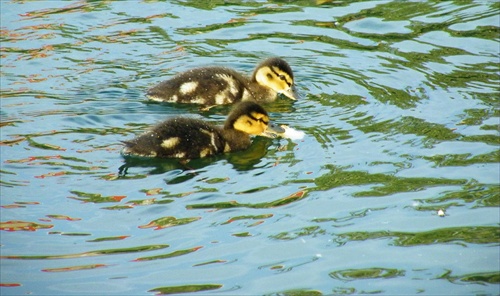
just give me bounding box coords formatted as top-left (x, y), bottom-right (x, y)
top-left (1, 1), bottom-right (499, 295)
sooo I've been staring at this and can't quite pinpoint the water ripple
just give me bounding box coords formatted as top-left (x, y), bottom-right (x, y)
top-left (1, 1), bottom-right (499, 295)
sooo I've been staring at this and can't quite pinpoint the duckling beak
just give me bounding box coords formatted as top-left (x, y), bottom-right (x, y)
top-left (261, 122), bottom-right (286, 138)
top-left (280, 85), bottom-right (300, 100)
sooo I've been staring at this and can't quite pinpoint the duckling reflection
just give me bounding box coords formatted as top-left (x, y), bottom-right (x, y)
top-left (118, 137), bottom-right (273, 176)
top-left (118, 157), bottom-right (191, 176)
top-left (225, 136), bottom-right (273, 171)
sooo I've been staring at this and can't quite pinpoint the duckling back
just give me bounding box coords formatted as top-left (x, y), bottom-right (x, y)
top-left (146, 67), bottom-right (255, 105)
top-left (121, 117), bottom-right (230, 159)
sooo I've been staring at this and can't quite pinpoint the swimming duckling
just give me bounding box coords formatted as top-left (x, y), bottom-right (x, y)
top-left (121, 101), bottom-right (284, 159)
top-left (146, 57), bottom-right (299, 105)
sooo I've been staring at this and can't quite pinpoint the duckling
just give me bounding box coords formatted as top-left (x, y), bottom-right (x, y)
top-left (146, 57), bottom-right (299, 105)
top-left (121, 101), bottom-right (284, 159)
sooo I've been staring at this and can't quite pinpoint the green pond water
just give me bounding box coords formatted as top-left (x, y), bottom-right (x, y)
top-left (1, 1), bottom-right (499, 295)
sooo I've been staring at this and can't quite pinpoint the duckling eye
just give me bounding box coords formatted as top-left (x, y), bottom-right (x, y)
top-left (279, 74), bottom-right (286, 80)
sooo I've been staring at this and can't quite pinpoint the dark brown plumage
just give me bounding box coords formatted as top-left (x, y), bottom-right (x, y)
top-left (121, 101), bottom-right (283, 159)
top-left (146, 57), bottom-right (299, 105)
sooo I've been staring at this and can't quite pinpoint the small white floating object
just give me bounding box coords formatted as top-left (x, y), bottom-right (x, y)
top-left (280, 125), bottom-right (305, 140)
top-left (437, 209), bottom-right (445, 217)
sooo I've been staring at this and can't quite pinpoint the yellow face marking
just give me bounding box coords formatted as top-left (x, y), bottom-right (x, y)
top-left (271, 66), bottom-right (293, 86)
top-left (254, 66), bottom-right (294, 93)
top-left (233, 112), bottom-right (269, 135)
top-left (250, 112), bottom-right (269, 124)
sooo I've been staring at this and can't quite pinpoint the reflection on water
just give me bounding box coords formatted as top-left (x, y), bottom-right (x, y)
top-left (1, 0), bottom-right (499, 295)
top-left (118, 136), bottom-right (276, 176)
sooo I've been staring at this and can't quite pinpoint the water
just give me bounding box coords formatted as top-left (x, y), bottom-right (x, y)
top-left (1, 1), bottom-right (499, 295)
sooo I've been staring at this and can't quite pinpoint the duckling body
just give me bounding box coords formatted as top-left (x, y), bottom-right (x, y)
top-left (146, 57), bottom-right (298, 105)
top-left (121, 101), bottom-right (283, 159)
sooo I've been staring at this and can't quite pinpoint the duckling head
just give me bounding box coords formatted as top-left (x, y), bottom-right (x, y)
top-left (225, 101), bottom-right (285, 135)
top-left (253, 57), bottom-right (299, 100)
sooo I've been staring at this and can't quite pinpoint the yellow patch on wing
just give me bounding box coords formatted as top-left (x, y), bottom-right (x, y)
top-left (241, 88), bottom-right (252, 101)
top-left (217, 73), bottom-right (239, 98)
top-left (173, 152), bottom-right (186, 158)
top-left (161, 137), bottom-right (180, 149)
top-left (148, 95), bottom-right (166, 102)
top-left (199, 147), bottom-right (212, 158)
top-left (123, 147), bottom-right (157, 158)
top-left (179, 81), bottom-right (199, 95)
top-left (200, 129), bottom-right (217, 149)
top-left (215, 93), bottom-right (227, 105)
top-left (190, 97), bottom-right (207, 104)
